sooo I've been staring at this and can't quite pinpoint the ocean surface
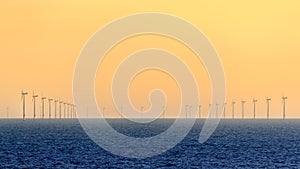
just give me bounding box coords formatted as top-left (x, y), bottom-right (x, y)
top-left (0, 119), bottom-right (300, 168)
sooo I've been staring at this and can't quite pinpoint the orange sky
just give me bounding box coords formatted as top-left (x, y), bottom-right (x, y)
top-left (1, 1), bottom-right (300, 118)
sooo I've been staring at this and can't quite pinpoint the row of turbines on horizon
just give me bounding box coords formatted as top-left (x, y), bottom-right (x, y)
top-left (21, 90), bottom-right (76, 121)
top-left (20, 89), bottom-right (288, 120)
top-left (188, 96), bottom-right (288, 119)
top-left (86, 96), bottom-right (288, 119)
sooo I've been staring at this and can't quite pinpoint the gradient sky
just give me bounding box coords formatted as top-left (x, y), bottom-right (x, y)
top-left (1, 1), bottom-right (300, 118)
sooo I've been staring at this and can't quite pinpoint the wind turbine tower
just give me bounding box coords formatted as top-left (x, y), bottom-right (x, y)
top-left (67, 103), bottom-right (69, 118)
top-left (189, 105), bottom-right (192, 118)
top-left (73, 105), bottom-right (76, 118)
top-left (73, 104), bottom-right (76, 118)
top-left (102, 106), bottom-right (106, 118)
top-left (32, 91), bottom-right (38, 120)
top-left (198, 105), bottom-right (201, 118)
top-left (216, 103), bottom-right (219, 119)
top-left (69, 103), bottom-right (72, 118)
top-left (69, 103), bottom-right (71, 118)
top-left (223, 102), bottom-right (227, 118)
top-left (185, 105), bottom-right (188, 119)
top-left (232, 101), bottom-right (236, 119)
top-left (70, 104), bottom-right (73, 118)
top-left (21, 90), bottom-right (28, 121)
top-left (209, 103), bottom-right (212, 118)
top-left (64, 102), bottom-right (66, 118)
top-left (266, 97), bottom-right (271, 119)
top-left (41, 96), bottom-right (47, 119)
top-left (253, 98), bottom-right (258, 119)
top-left (282, 96), bottom-right (287, 119)
top-left (162, 106), bottom-right (166, 119)
top-left (241, 99), bottom-right (246, 119)
top-left (59, 100), bottom-right (62, 118)
top-left (48, 98), bottom-right (53, 119)
top-left (141, 106), bottom-right (144, 119)
top-left (6, 107), bottom-right (9, 119)
top-left (54, 100), bottom-right (58, 118)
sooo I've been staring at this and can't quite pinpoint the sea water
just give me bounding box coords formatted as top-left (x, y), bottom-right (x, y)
top-left (0, 119), bottom-right (299, 168)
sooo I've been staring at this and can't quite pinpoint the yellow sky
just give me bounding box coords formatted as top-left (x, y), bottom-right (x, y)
top-left (1, 1), bottom-right (300, 118)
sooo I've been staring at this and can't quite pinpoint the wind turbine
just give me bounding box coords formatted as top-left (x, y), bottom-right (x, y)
top-left (209, 103), bottom-right (212, 118)
top-left (189, 105), bottom-right (192, 118)
top-left (54, 99), bottom-right (58, 119)
top-left (6, 107), bottom-right (9, 119)
top-left (185, 105), bottom-right (188, 119)
top-left (223, 102), bottom-right (227, 118)
top-left (141, 106), bottom-right (144, 119)
top-left (282, 96), bottom-right (287, 119)
top-left (73, 104), bottom-right (76, 118)
top-left (67, 103), bottom-right (69, 118)
top-left (69, 103), bottom-right (71, 118)
top-left (41, 96), bottom-right (47, 119)
top-left (216, 103), bottom-right (219, 119)
top-left (69, 103), bottom-right (72, 118)
top-left (70, 104), bottom-right (73, 118)
top-left (86, 106), bottom-right (89, 118)
top-left (253, 98), bottom-right (258, 119)
top-left (162, 105), bottom-right (166, 119)
top-left (63, 102), bottom-right (66, 118)
top-left (102, 106), bottom-right (106, 118)
top-left (21, 90), bottom-right (28, 121)
top-left (232, 101), bottom-right (236, 119)
top-left (48, 98), bottom-right (53, 119)
top-left (72, 104), bottom-right (75, 118)
top-left (198, 105), bottom-right (201, 119)
top-left (266, 97), bottom-right (271, 119)
top-left (241, 99), bottom-right (246, 119)
top-left (59, 100), bottom-right (62, 119)
top-left (32, 91), bottom-right (38, 120)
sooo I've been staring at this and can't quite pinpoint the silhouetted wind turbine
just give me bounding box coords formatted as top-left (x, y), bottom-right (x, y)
top-left (216, 103), bottom-right (219, 119)
top-left (6, 107), bottom-right (9, 119)
top-left (21, 90), bottom-right (28, 121)
top-left (86, 106), bottom-right (89, 118)
top-left (223, 102), bottom-right (227, 118)
top-left (69, 103), bottom-right (72, 118)
top-left (64, 102), bottom-right (66, 118)
top-left (67, 103), bottom-right (69, 118)
top-left (141, 106), bottom-right (144, 119)
top-left (282, 96), bottom-right (287, 119)
top-left (102, 106), bottom-right (106, 118)
top-left (41, 96), bottom-right (47, 119)
top-left (253, 98), bottom-right (258, 119)
top-left (70, 104), bottom-right (73, 118)
top-left (266, 97), bottom-right (271, 119)
top-left (72, 104), bottom-right (76, 118)
top-left (48, 98), bottom-right (53, 119)
top-left (198, 105), bottom-right (201, 118)
top-left (232, 101), bottom-right (236, 119)
top-left (59, 100), bottom-right (62, 118)
top-left (73, 104), bottom-right (76, 118)
top-left (241, 99), bottom-right (246, 119)
top-left (32, 91), bottom-right (38, 120)
top-left (209, 103), bottom-right (212, 118)
top-left (189, 105), bottom-right (192, 118)
top-left (54, 99), bottom-right (58, 118)
top-left (185, 105), bottom-right (188, 119)
top-left (162, 105), bottom-right (166, 119)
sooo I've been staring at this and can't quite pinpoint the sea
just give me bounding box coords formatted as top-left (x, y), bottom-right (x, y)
top-left (0, 119), bottom-right (300, 168)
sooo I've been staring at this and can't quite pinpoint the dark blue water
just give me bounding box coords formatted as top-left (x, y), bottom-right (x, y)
top-left (1, 119), bottom-right (300, 168)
